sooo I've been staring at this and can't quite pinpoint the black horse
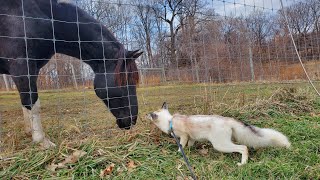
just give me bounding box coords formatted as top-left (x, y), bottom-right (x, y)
top-left (0, 0), bottom-right (142, 148)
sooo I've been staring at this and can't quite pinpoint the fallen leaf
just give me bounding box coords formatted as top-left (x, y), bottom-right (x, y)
top-left (185, 176), bottom-right (194, 180)
top-left (46, 150), bottom-right (87, 172)
top-left (100, 163), bottom-right (115, 178)
top-left (310, 112), bottom-right (316, 117)
top-left (97, 149), bottom-right (105, 156)
top-left (61, 150), bottom-right (87, 165)
top-left (199, 145), bottom-right (208, 156)
top-left (176, 176), bottom-right (184, 180)
top-left (46, 163), bottom-right (58, 172)
top-left (176, 176), bottom-right (193, 180)
top-left (161, 148), bottom-right (169, 155)
top-left (199, 148), bottom-right (208, 156)
top-left (46, 162), bottom-right (67, 172)
top-left (127, 160), bottom-right (137, 171)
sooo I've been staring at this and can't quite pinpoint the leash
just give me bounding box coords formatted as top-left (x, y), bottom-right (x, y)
top-left (169, 120), bottom-right (197, 180)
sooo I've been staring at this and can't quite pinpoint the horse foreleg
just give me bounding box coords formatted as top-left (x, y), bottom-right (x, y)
top-left (22, 99), bottom-right (56, 149)
top-left (22, 105), bottom-right (32, 136)
top-left (13, 69), bottom-right (56, 149)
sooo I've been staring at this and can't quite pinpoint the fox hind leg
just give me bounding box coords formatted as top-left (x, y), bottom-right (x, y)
top-left (209, 130), bottom-right (248, 166)
top-left (188, 139), bottom-right (195, 147)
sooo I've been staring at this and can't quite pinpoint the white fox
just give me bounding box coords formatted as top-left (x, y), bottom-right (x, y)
top-left (147, 102), bottom-right (291, 166)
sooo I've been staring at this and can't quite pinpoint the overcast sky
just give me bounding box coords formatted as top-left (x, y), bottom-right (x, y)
top-left (210, 0), bottom-right (301, 16)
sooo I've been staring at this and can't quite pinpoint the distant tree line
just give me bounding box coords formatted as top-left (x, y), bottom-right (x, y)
top-left (1, 0), bottom-right (319, 90)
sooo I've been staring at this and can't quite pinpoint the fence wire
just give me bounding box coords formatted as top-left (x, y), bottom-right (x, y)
top-left (0, 0), bottom-right (319, 156)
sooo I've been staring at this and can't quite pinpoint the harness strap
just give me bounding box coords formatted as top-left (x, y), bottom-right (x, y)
top-left (169, 120), bottom-right (173, 132)
top-left (168, 119), bottom-right (197, 180)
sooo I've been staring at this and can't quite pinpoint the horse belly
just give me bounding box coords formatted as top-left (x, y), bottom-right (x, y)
top-left (0, 59), bottom-right (10, 74)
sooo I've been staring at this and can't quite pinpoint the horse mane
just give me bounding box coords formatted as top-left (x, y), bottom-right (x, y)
top-left (114, 47), bottom-right (139, 86)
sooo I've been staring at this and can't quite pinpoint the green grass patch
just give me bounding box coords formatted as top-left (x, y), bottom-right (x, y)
top-left (0, 82), bottom-right (320, 179)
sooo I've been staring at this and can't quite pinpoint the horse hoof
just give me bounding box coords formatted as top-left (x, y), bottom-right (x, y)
top-left (39, 138), bottom-right (56, 149)
top-left (237, 162), bottom-right (245, 166)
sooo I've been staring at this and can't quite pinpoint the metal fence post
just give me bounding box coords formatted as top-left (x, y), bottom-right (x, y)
top-left (249, 46), bottom-right (255, 81)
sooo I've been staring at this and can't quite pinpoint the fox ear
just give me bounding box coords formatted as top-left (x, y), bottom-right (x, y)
top-left (161, 102), bottom-right (168, 110)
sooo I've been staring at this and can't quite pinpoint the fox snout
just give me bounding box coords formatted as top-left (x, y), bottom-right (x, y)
top-left (146, 112), bottom-right (158, 120)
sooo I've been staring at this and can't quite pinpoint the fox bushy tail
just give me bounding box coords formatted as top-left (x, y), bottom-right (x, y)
top-left (230, 121), bottom-right (291, 149)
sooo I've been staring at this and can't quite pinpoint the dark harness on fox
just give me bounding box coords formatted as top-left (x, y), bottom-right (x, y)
top-left (169, 120), bottom-right (197, 180)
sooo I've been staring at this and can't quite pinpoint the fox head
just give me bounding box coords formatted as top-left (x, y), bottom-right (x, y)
top-left (146, 102), bottom-right (172, 133)
top-left (146, 102), bottom-right (171, 122)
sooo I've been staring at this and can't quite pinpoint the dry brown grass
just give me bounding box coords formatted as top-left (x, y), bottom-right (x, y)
top-left (280, 60), bottom-right (320, 80)
top-left (141, 75), bottom-right (162, 86)
top-left (0, 82), bottom-right (319, 179)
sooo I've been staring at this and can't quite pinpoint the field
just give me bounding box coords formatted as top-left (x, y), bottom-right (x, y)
top-left (0, 82), bottom-right (319, 179)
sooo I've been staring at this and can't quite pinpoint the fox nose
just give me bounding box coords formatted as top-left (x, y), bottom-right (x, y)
top-left (149, 113), bottom-right (158, 119)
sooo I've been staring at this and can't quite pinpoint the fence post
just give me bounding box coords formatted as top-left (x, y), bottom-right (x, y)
top-left (249, 46), bottom-right (255, 81)
top-left (2, 74), bottom-right (10, 91)
top-left (70, 62), bottom-right (78, 90)
top-left (161, 67), bottom-right (166, 82)
top-left (218, 61), bottom-right (221, 83)
top-left (139, 69), bottom-right (144, 86)
top-left (195, 63), bottom-right (200, 83)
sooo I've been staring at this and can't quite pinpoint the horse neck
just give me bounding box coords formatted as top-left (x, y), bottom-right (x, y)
top-left (49, 2), bottom-right (123, 73)
top-left (53, 37), bottom-right (124, 73)
top-left (54, 42), bottom-right (123, 74)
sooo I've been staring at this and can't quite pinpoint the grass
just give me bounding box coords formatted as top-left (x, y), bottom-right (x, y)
top-left (0, 82), bottom-right (320, 179)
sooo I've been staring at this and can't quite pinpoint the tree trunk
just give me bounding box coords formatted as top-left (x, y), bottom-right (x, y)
top-left (249, 45), bottom-right (255, 81)
top-left (145, 33), bottom-right (153, 68)
top-left (170, 22), bottom-right (176, 66)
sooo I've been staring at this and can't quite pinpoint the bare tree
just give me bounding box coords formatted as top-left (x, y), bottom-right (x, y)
top-left (282, 1), bottom-right (314, 35)
top-left (246, 10), bottom-right (274, 47)
top-left (78, 0), bottom-right (130, 34)
top-left (307, 0), bottom-right (320, 32)
top-left (153, 0), bottom-right (184, 66)
top-left (132, 0), bottom-right (156, 68)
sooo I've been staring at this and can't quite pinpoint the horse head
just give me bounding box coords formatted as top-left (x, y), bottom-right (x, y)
top-left (94, 48), bottom-right (142, 129)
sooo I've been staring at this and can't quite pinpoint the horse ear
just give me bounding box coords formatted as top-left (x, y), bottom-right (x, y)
top-left (161, 102), bottom-right (168, 110)
top-left (132, 51), bottom-right (143, 59)
top-left (127, 50), bottom-right (143, 59)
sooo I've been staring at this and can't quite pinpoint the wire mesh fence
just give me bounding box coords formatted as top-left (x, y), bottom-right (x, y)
top-left (0, 0), bottom-right (319, 163)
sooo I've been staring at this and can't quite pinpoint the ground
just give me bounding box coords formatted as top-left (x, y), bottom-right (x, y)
top-left (0, 82), bottom-right (319, 179)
